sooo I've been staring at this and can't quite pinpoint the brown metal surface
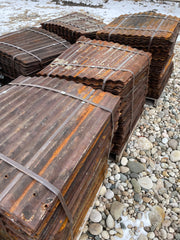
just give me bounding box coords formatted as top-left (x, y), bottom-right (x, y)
top-left (97, 11), bottom-right (180, 99)
top-left (0, 28), bottom-right (71, 79)
top-left (41, 12), bottom-right (106, 43)
top-left (0, 75), bottom-right (120, 239)
top-left (38, 36), bottom-right (151, 155)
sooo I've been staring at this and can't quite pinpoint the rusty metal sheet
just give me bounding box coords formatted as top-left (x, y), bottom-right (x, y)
top-left (38, 36), bottom-right (151, 155)
top-left (97, 11), bottom-right (180, 99)
top-left (41, 12), bottom-right (106, 44)
top-left (0, 28), bottom-right (71, 80)
top-left (0, 75), bottom-right (120, 239)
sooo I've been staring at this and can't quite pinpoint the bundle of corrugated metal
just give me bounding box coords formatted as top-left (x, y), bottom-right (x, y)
top-left (41, 12), bottom-right (105, 44)
top-left (97, 12), bottom-right (180, 99)
top-left (38, 36), bottom-right (151, 156)
top-left (0, 28), bottom-right (70, 79)
top-left (0, 75), bottom-right (120, 240)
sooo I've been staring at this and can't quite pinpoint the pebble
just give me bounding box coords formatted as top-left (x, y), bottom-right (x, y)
top-left (138, 234), bottom-right (148, 240)
top-left (137, 137), bottom-right (153, 150)
top-left (120, 166), bottom-right (130, 173)
top-left (105, 189), bottom-right (114, 200)
top-left (89, 223), bottom-right (103, 235)
top-left (147, 232), bottom-right (155, 239)
top-left (99, 186), bottom-right (106, 196)
top-left (149, 206), bottom-right (165, 230)
top-left (102, 230), bottom-right (109, 239)
top-left (138, 176), bottom-right (153, 190)
top-left (168, 139), bottom-right (178, 149)
top-left (79, 233), bottom-right (88, 240)
top-left (128, 161), bottom-right (145, 173)
top-left (89, 209), bottom-right (102, 223)
top-left (121, 157), bottom-right (128, 166)
top-left (131, 178), bottom-right (141, 193)
top-left (170, 150), bottom-right (180, 162)
top-left (110, 201), bottom-right (124, 220)
top-left (106, 214), bottom-right (115, 229)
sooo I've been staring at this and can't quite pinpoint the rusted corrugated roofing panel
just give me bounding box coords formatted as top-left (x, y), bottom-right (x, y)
top-left (41, 12), bottom-right (106, 43)
top-left (97, 12), bottom-right (180, 98)
top-left (0, 28), bottom-right (71, 79)
top-left (0, 75), bottom-right (120, 239)
top-left (38, 36), bottom-right (151, 155)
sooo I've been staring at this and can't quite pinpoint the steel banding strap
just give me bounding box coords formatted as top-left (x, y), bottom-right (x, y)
top-left (0, 42), bottom-right (41, 62)
top-left (0, 88), bottom-right (96, 240)
top-left (108, 15), bottom-right (132, 41)
top-left (148, 16), bottom-right (168, 51)
top-left (120, 14), bottom-right (179, 22)
top-left (13, 42), bottom-right (64, 59)
top-left (76, 40), bottom-right (150, 62)
top-left (50, 62), bottom-right (129, 71)
top-left (0, 152), bottom-right (73, 240)
top-left (9, 82), bottom-right (114, 114)
top-left (27, 28), bottom-right (69, 49)
top-left (47, 39), bottom-right (92, 76)
top-left (106, 26), bottom-right (173, 33)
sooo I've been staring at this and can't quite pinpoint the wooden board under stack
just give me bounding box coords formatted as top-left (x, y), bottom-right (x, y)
top-left (0, 75), bottom-right (120, 240)
top-left (41, 12), bottom-right (106, 44)
top-left (97, 11), bottom-right (180, 99)
top-left (38, 36), bottom-right (152, 157)
top-left (0, 28), bottom-right (71, 80)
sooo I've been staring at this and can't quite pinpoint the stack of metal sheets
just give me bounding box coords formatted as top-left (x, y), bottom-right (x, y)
top-left (0, 75), bottom-right (120, 240)
top-left (97, 12), bottom-right (180, 99)
top-left (41, 12), bottom-right (105, 44)
top-left (0, 28), bottom-right (70, 80)
top-left (38, 36), bottom-right (151, 156)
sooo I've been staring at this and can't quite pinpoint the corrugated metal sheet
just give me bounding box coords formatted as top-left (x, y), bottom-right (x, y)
top-left (41, 12), bottom-right (106, 43)
top-left (38, 36), bottom-right (151, 155)
top-left (97, 11), bottom-right (180, 98)
top-left (0, 75), bottom-right (120, 240)
top-left (0, 28), bottom-right (71, 79)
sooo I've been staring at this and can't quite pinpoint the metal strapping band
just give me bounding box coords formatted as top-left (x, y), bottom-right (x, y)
top-left (119, 14), bottom-right (179, 22)
top-left (108, 15), bottom-right (132, 41)
top-left (47, 39), bottom-right (92, 77)
top-left (27, 28), bottom-right (69, 49)
top-left (77, 40), bottom-right (150, 61)
top-left (0, 42), bottom-right (41, 62)
top-left (50, 62), bottom-right (127, 71)
top-left (148, 16), bottom-right (168, 51)
top-left (106, 26), bottom-right (173, 33)
top-left (13, 42), bottom-right (63, 59)
top-left (9, 82), bottom-right (113, 114)
top-left (0, 152), bottom-right (74, 239)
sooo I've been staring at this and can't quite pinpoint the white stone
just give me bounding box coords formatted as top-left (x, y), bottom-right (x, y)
top-left (89, 209), bottom-right (102, 223)
top-left (88, 223), bottom-right (103, 235)
top-left (79, 233), bottom-right (88, 240)
top-left (170, 150), bottom-right (180, 162)
top-left (99, 185), bottom-right (106, 196)
top-left (147, 232), bottom-right (155, 239)
top-left (102, 230), bottom-right (109, 239)
top-left (137, 137), bottom-right (153, 150)
top-left (121, 157), bottom-right (128, 166)
top-left (162, 138), bottom-right (168, 144)
top-left (106, 214), bottom-right (115, 229)
top-left (138, 176), bottom-right (153, 189)
top-left (110, 201), bottom-right (124, 220)
top-left (105, 189), bottom-right (114, 200)
top-left (120, 166), bottom-right (129, 173)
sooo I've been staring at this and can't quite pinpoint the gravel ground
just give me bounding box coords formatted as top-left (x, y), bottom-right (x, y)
top-left (80, 44), bottom-right (180, 240)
